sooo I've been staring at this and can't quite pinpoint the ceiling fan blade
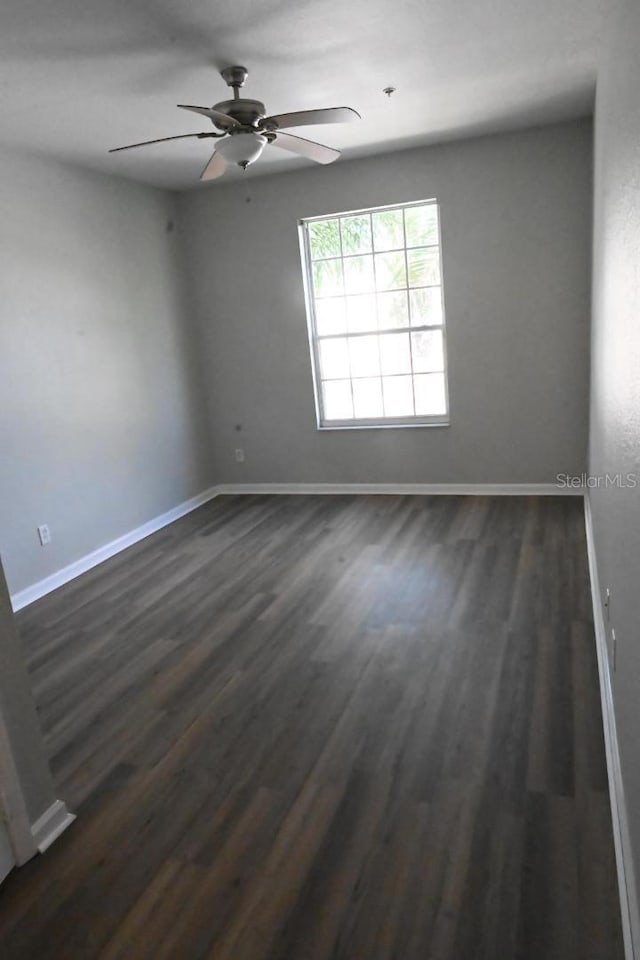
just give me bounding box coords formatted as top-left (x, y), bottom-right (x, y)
top-left (200, 149), bottom-right (226, 181)
top-left (260, 106), bottom-right (360, 132)
top-left (269, 132), bottom-right (340, 165)
top-left (177, 104), bottom-right (241, 129)
top-left (109, 132), bottom-right (212, 153)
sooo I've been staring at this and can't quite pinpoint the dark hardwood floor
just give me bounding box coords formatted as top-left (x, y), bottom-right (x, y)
top-left (0, 494), bottom-right (623, 959)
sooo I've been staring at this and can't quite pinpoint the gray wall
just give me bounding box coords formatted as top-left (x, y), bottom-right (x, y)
top-left (0, 149), bottom-right (213, 596)
top-left (590, 0), bottom-right (640, 914)
top-left (179, 120), bottom-right (592, 485)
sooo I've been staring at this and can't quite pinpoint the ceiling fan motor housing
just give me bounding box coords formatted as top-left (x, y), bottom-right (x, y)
top-left (211, 99), bottom-right (266, 129)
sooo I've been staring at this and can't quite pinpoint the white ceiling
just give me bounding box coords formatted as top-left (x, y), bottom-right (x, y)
top-left (0, 0), bottom-right (601, 191)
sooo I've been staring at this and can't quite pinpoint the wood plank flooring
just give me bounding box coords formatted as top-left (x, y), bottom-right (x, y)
top-left (0, 494), bottom-right (624, 959)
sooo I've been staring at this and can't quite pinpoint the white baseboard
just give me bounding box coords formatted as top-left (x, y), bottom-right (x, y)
top-left (10, 486), bottom-right (220, 612)
top-left (10, 481), bottom-right (578, 612)
top-left (584, 494), bottom-right (639, 960)
top-left (31, 799), bottom-right (76, 854)
top-left (216, 482), bottom-right (576, 496)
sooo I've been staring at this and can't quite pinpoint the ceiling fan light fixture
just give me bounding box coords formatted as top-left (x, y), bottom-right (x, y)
top-left (215, 131), bottom-right (267, 169)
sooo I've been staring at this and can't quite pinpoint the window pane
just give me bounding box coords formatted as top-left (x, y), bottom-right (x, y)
top-left (407, 247), bottom-right (440, 287)
top-left (411, 330), bottom-right (444, 373)
top-left (375, 251), bottom-right (407, 291)
top-left (414, 373), bottom-right (447, 415)
top-left (409, 287), bottom-right (442, 326)
top-left (315, 297), bottom-right (347, 335)
top-left (349, 335), bottom-right (380, 377)
top-left (372, 209), bottom-right (404, 250)
top-left (377, 291), bottom-right (408, 329)
top-left (379, 333), bottom-right (411, 375)
top-left (346, 294), bottom-right (377, 333)
top-left (323, 379), bottom-right (353, 419)
top-left (309, 219), bottom-right (341, 260)
top-left (313, 258), bottom-right (343, 297)
top-left (341, 215), bottom-right (372, 255)
top-left (343, 255), bottom-right (375, 294)
top-left (405, 205), bottom-right (439, 247)
top-left (352, 377), bottom-right (383, 418)
top-left (382, 375), bottom-right (414, 417)
top-left (319, 337), bottom-right (350, 379)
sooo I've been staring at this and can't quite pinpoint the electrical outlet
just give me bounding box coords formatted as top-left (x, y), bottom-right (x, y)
top-left (235, 448), bottom-right (245, 463)
top-left (37, 524), bottom-right (51, 546)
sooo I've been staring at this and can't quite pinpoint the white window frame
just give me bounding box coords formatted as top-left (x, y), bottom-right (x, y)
top-left (299, 199), bottom-right (450, 430)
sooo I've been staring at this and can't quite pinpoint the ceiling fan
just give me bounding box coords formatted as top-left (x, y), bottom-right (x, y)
top-left (109, 65), bottom-right (361, 181)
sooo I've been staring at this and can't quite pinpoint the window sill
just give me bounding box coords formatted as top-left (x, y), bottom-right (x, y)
top-left (317, 419), bottom-right (450, 431)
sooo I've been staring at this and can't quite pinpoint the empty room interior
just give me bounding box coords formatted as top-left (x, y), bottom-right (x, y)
top-left (1, 0), bottom-right (640, 956)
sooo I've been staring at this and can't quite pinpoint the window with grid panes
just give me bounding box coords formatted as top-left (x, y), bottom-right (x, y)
top-left (299, 200), bottom-right (449, 428)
